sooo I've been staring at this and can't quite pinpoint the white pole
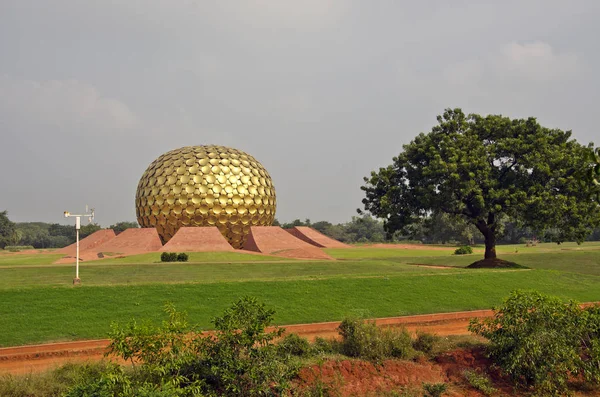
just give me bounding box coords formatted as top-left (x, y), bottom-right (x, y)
top-left (64, 209), bottom-right (92, 285)
top-left (76, 227), bottom-right (80, 280)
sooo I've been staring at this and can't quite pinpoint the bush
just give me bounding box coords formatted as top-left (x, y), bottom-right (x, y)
top-left (67, 297), bottom-right (297, 396)
top-left (0, 362), bottom-right (115, 397)
top-left (453, 246), bottom-right (473, 255)
top-left (176, 252), bottom-right (188, 262)
top-left (413, 332), bottom-right (439, 355)
top-left (422, 382), bottom-right (447, 397)
top-left (277, 333), bottom-right (312, 357)
top-left (469, 290), bottom-right (583, 395)
top-left (337, 318), bottom-right (414, 362)
top-left (160, 252), bottom-right (177, 262)
top-left (311, 337), bottom-right (339, 355)
top-left (463, 370), bottom-right (497, 396)
top-left (3, 245), bottom-right (35, 252)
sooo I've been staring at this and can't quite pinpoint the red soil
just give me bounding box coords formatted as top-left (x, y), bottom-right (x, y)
top-left (56, 229), bottom-right (117, 256)
top-left (244, 226), bottom-right (333, 260)
top-left (159, 227), bottom-right (234, 252)
top-left (286, 227), bottom-right (351, 248)
top-left (55, 228), bottom-right (163, 263)
top-left (0, 309), bottom-right (493, 375)
top-left (295, 359), bottom-right (448, 396)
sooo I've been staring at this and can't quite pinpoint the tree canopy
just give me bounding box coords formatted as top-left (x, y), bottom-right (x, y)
top-left (360, 109), bottom-right (600, 263)
top-left (0, 211), bottom-right (17, 249)
top-left (108, 221), bottom-right (139, 234)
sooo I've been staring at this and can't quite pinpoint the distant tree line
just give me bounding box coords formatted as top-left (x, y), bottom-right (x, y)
top-left (0, 211), bottom-right (139, 249)
top-left (276, 213), bottom-right (600, 245)
top-left (1, 209), bottom-right (599, 250)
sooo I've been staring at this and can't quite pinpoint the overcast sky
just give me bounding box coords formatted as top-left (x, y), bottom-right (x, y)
top-left (1, 0), bottom-right (599, 227)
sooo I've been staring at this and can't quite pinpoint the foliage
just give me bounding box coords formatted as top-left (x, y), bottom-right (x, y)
top-left (0, 210), bottom-right (17, 249)
top-left (586, 145), bottom-right (600, 203)
top-left (421, 382), bottom-right (447, 397)
top-left (109, 221), bottom-right (140, 234)
top-left (82, 297), bottom-right (296, 396)
top-left (11, 221), bottom-right (101, 249)
top-left (412, 332), bottom-right (439, 355)
top-left (160, 252), bottom-right (177, 262)
top-left (468, 290), bottom-right (600, 395)
top-left (176, 253), bottom-right (189, 262)
top-left (463, 370), bottom-right (497, 396)
top-left (279, 215), bottom-right (386, 243)
top-left (277, 333), bottom-right (312, 357)
top-left (0, 362), bottom-right (118, 397)
top-left (201, 296), bottom-right (295, 395)
top-left (453, 246), bottom-right (473, 255)
top-left (3, 245), bottom-right (34, 252)
top-left (361, 108), bottom-right (600, 260)
top-left (337, 318), bottom-right (414, 362)
top-left (160, 253), bottom-right (189, 262)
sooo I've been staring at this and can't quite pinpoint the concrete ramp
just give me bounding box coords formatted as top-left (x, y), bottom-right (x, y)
top-left (286, 227), bottom-right (351, 248)
top-left (243, 226), bottom-right (333, 260)
top-left (160, 227), bottom-right (234, 252)
top-left (56, 229), bottom-right (117, 256)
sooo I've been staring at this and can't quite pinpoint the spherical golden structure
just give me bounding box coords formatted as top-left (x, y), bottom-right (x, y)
top-left (135, 145), bottom-right (276, 249)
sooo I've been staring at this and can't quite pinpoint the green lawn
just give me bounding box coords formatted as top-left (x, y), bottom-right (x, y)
top-left (0, 253), bottom-right (64, 266)
top-left (0, 251), bottom-right (287, 267)
top-left (0, 260), bottom-right (461, 289)
top-left (397, 251), bottom-right (600, 275)
top-left (325, 247), bottom-right (453, 260)
top-left (1, 243), bottom-right (599, 347)
top-left (1, 269), bottom-right (598, 347)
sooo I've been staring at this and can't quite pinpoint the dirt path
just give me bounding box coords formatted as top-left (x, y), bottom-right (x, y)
top-left (2, 304), bottom-right (597, 376)
top-left (0, 309), bottom-right (493, 375)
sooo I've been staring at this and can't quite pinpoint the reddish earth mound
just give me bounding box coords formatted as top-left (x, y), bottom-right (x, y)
top-left (56, 229), bottom-right (117, 256)
top-left (296, 359), bottom-right (447, 396)
top-left (243, 226), bottom-right (333, 260)
top-left (286, 226), bottom-right (350, 248)
top-left (160, 227), bottom-right (234, 252)
top-left (57, 228), bottom-right (163, 262)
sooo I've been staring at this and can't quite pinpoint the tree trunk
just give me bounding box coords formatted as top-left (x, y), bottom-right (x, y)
top-left (484, 232), bottom-right (496, 259)
top-left (476, 214), bottom-right (497, 260)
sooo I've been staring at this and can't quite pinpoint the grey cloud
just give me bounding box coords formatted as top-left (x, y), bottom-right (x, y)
top-left (1, 0), bottom-right (599, 226)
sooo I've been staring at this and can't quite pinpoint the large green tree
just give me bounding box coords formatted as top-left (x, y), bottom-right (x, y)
top-left (0, 210), bottom-right (17, 249)
top-left (591, 146), bottom-right (600, 198)
top-left (361, 109), bottom-right (600, 262)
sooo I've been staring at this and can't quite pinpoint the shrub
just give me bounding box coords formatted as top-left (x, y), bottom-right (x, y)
top-left (413, 332), bottom-right (439, 355)
top-left (453, 246), bottom-right (472, 255)
top-left (463, 370), bottom-right (497, 396)
top-left (278, 333), bottom-right (312, 357)
top-left (160, 252), bottom-right (177, 262)
top-left (337, 318), bottom-right (414, 362)
top-left (311, 337), bottom-right (339, 355)
top-left (422, 382), bottom-right (447, 397)
top-left (69, 297), bottom-right (297, 396)
top-left (469, 290), bottom-right (583, 395)
top-left (198, 296), bottom-right (297, 395)
top-left (4, 245), bottom-right (35, 252)
top-left (176, 253), bottom-right (189, 262)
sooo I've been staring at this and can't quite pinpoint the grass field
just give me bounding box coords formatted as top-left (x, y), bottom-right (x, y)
top-left (0, 242), bottom-right (599, 347)
top-left (0, 251), bottom-right (288, 267)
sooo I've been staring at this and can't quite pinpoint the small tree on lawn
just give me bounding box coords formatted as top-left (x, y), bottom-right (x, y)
top-left (360, 108), bottom-right (600, 265)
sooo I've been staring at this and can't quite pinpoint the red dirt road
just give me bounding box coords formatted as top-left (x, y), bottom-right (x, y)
top-left (5, 304), bottom-right (599, 376)
top-left (0, 309), bottom-right (492, 375)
